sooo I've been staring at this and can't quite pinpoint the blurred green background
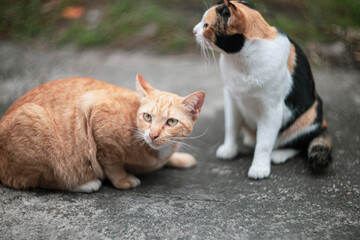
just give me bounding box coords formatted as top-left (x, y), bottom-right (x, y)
top-left (1, 0), bottom-right (359, 65)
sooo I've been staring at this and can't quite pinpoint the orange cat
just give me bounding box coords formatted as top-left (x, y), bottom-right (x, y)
top-left (0, 74), bottom-right (205, 192)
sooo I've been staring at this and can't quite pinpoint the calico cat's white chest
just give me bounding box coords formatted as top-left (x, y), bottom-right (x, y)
top-left (219, 36), bottom-right (294, 128)
top-left (219, 36), bottom-right (291, 95)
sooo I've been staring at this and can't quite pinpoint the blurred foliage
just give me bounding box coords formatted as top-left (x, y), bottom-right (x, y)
top-left (253, 0), bottom-right (360, 45)
top-left (0, 0), bottom-right (359, 53)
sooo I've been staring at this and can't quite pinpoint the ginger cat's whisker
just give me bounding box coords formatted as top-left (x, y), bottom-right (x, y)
top-left (172, 128), bottom-right (209, 140)
top-left (171, 140), bottom-right (198, 152)
top-left (131, 136), bottom-right (145, 145)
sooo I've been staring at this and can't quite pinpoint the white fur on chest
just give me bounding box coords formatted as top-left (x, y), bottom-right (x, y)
top-left (220, 35), bottom-right (293, 128)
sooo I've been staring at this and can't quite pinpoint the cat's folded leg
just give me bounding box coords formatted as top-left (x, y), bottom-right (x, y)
top-left (104, 165), bottom-right (140, 190)
top-left (248, 104), bottom-right (283, 179)
top-left (271, 149), bottom-right (300, 164)
top-left (166, 152), bottom-right (196, 168)
top-left (216, 87), bottom-right (241, 159)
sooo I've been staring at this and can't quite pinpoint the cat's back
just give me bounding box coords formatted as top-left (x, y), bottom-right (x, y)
top-left (3, 77), bottom-right (136, 118)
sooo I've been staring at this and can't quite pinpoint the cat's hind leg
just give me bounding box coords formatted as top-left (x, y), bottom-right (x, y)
top-left (0, 103), bottom-right (63, 190)
top-left (271, 149), bottom-right (300, 164)
top-left (0, 103), bottom-right (97, 191)
top-left (166, 152), bottom-right (196, 168)
top-left (242, 125), bottom-right (256, 148)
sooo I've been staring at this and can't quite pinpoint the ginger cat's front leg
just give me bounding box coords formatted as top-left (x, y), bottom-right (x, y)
top-left (166, 152), bottom-right (196, 168)
top-left (103, 163), bottom-right (141, 189)
top-left (113, 174), bottom-right (141, 190)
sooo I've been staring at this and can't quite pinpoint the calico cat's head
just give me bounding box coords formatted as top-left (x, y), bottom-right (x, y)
top-left (135, 74), bottom-right (205, 149)
top-left (193, 0), bottom-right (278, 54)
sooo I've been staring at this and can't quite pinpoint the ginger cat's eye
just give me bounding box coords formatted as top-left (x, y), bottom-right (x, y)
top-left (167, 118), bottom-right (178, 126)
top-left (204, 23), bottom-right (209, 28)
top-left (143, 113), bottom-right (152, 122)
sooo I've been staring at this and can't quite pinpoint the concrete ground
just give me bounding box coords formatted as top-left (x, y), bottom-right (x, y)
top-left (0, 41), bottom-right (359, 239)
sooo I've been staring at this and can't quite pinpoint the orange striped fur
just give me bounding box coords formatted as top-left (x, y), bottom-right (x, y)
top-left (0, 75), bottom-right (205, 191)
top-left (225, 0), bottom-right (278, 39)
top-left (287, 43), bottom-right (297, 73)
top-left (279, 101), bottom-right (318, 140)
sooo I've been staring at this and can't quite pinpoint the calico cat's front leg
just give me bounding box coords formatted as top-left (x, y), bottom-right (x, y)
top-left (248, 104), bottom-right (283, 179)
top-left (216, 87), bottom-right (242, 159)
top-left (166, 152), bottom-right (196, 168)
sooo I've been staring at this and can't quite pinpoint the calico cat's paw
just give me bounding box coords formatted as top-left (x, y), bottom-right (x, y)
top-left (248, 165), bottom-right (270, 179)
top-left (216, 143), bottom-right (238, 159)
top-left (73, 179), bottom-right (102, 193)
top-left (166, 152), bottom-right (196, 168)
top-left (113, 175), bottom-right (141, 190)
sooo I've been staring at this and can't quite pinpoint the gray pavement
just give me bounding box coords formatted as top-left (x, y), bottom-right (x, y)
top-left (0, 41), bottom-right (359, 239)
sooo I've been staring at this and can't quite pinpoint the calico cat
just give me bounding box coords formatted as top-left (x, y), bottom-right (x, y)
top-left (0, 74), bottom-right (205, 192)
top-left (193, 0), bottom-right (332, 179)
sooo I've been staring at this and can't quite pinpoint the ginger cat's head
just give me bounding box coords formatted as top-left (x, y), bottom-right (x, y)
top-left (193, 0), bottom-right (278, 54)
top-left (135, 74), bottom-right (205, 150)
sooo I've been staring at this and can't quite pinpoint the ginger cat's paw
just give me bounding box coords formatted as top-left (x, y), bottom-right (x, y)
top-left (166, 152), bottom-right (196, 168)
top-left (113, 174), bottom-right (141, 190)
top-left (73, 179), bottom-right (102, 193)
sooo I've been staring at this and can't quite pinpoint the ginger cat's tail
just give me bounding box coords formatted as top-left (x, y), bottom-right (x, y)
top-left (308, 129), bottom-right (333, 170)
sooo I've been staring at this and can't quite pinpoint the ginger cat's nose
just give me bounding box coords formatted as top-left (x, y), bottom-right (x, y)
top-left (150, 133), bottom-right (159, 140)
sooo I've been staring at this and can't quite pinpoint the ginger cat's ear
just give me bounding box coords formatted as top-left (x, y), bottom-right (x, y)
top-left (182, 91), bottom-right (205, 120)
top-left (136, 73), bottom-right (154, 97)
top-left (224, 0), bottom-right (277, 39)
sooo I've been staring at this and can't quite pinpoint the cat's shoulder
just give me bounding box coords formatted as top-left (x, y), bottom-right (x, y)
top-left (34, 77), bottom-right (134, 97)
top-left (4, 77), bottom-right (137, 117)
top-left (44, 77), bottom-right (117, 90)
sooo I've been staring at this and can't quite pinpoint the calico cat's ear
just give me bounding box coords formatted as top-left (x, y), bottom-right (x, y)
top-left (136, 73), bottom-right (154, 97)
top-left (182, 91), bottom-right (205, 120)
top-left (224, 0), bottom-right (236, 10)
top-left (223, 0), bottom-right (247, 34)
top-left (224, 0), bottom-right (277, 39)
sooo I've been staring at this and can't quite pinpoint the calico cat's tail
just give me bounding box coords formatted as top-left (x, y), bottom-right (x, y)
top-left (307, 129), bottom-right (333, 170)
